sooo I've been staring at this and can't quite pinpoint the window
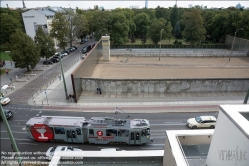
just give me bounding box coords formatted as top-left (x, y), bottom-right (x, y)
top-left (136, 132), bottom-right (140, 140)
top-left (117, 130), bottom-right (129, 137)
top-left (76, 128), bottom-right (81, 135)
top-left (131, 132), bottom-right (134, 140)
top-left (106, 129), bottom-right (117, 136)
top-left (54, 127), bottom-right (65, 134)
top-left (89, 129), bottom-right (94, 136)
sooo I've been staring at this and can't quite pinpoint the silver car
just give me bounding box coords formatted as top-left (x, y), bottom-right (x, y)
top-left (46, 146), bottom-right (83, 160)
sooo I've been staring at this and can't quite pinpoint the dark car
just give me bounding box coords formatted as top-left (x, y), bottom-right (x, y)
top-left (72, 46), bottom-right (77, 50)
top-left (0, 109), bottom-right (13, 119)
top-left (81, 45), bottom-right (91, 53)
top-left (80, 40), bottom-right (85, 44)
top-left (43, 60), bottom-right (53, 65)
top-left (63, 50), bottom-right (70, 55)
top-left (50, 57), bottom-right (59, 63)
top-left (66, 48), bottom-right (74, 52)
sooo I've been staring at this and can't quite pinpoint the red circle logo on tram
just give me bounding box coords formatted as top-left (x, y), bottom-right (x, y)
top-left (31, 124), bottom-right (54, 142)
top-left (96, 131), bottom-right (103, 136)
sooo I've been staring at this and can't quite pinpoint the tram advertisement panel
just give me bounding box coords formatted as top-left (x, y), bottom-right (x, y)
top-left (31, 124), bottom-right (54, 142)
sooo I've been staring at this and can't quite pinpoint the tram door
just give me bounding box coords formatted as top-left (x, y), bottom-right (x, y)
top-left (129, 131), bottom-right (141, 145)
top-left (66, 129), bottom-right (77, 143)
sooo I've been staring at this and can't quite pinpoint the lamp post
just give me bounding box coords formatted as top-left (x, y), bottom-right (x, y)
top-left (229, 28), bottom-right (244, 61)
top-left (159, 29), bottom-right (164, 61)
top-left (59, 53), bottom-right (68, 99)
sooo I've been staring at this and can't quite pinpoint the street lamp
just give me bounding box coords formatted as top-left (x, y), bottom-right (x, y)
top-left (159, 29), bottom-right (164, 61)
top-left (229, 28), bottom-right (244, 61)
top-left (59, 53), bottom-right (68, 99)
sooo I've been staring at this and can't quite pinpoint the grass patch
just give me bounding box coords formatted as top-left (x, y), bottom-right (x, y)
top-left (0, 52), bottom-right (12, 60)
top-left (0, 69), bottom-right (6, 75)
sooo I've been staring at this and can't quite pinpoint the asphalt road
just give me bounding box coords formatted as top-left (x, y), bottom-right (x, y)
top-left (0, 104), bottom-right (218, 163)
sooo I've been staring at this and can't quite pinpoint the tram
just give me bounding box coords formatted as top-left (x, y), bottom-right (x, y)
top-left (26, 115), bottom-right (153, 145)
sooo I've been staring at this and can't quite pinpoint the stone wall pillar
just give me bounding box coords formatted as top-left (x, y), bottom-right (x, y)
top-left (101, 36), bottom-right (110, 61)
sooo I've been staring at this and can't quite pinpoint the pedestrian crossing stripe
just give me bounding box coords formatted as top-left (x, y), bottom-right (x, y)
top-left (22, 127), bottom-right (26, 130)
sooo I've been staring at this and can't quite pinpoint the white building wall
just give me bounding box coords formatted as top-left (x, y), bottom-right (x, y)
top-left (206, 110), bottom-right (249, 166)
top-left (22, 10), bottom-right (47, 40)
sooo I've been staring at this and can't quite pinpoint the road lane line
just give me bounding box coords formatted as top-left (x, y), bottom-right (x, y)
top-left (36, 114), bottom-right (39, 116)
top-left (18, 143), bottom-right (37, 145)
top-left (1, 138), bottom-right (31, 141)
top-left (1, 131), bottom-right (27, 133)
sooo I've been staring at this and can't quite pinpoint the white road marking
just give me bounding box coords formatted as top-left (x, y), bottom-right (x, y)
top-left (36, 114), bottom-right (39, 116)
top-left (22, 127), bottom-right (26, 130)
top-left (39, 111), bottom-right (42, 113)
top-left (1, 138), bottom-right (31, 141)
top-left (1, 131), bottom-right (27, 133)
top-left (18, 143), bottom-right (37, 145)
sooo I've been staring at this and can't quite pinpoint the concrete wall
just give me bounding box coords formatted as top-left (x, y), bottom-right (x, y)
top-left (178, 135), bottom-right (212, 145)
top-left (22, 10), bottom-right (47, 39)
top-left (81, 78), bottom-right (249, 93)
top-left (206, 110), bottom-right (249, 166)
top-left (71, 40), bottom-right (103, 102)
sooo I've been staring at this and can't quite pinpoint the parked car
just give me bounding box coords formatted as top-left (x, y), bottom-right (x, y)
top-left (43, 60), bottom-right (53, 65)
top-left (69, 47), bottom-right (76, 51)
top-left (60, 51), bottom-right (68, 57)
top-left (66, 48), bottom-right (74, 52)
top-left (187, 116), bottom-right (217, 129)
top-left (72, 46), bottom-right (77, 50)
top-left (63, 50), bottom-right (70, 55)
top-left (84, 38), bottom-right (88, 42)
top-left (80, 40), bottom-right (85, 44)
top-left (81, 45), bottom-right (91, 53)
top-left (50, 57), bottom-right (59, 63)
top-left (0, 97), bottom-right (10, 105)
top-left (100, 148), bottom-right (124, 151)
top-left (0, 109), bottom-right (13, 119)
top-left (46, 146), bottom-right (83, 160)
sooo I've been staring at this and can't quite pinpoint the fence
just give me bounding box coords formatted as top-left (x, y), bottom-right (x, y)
top-left (110, 49), bottom-right (248, 58)
top-left (111, 44), bottom-right (227, 49)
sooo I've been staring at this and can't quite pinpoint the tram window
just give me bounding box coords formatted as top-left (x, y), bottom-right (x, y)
top-left (131, 133), bottom-right (134, 140)
top-left (146, 128), bottom-right (150, 135)
top-left (106, 129), bottom-right (117, 136)
top-left (72, 131), bottom-right (76, 138)
top-left (54, 127), bottom-right (65, 134)
top-left (76, 128), bottom-right (81, 135)
top-left (117, 130), bottom-right (129, 137)
top-left (89, 129), bottom-right (94, 136)
top-left (142, 129), bottom-right (146, 136)
top-left (136, 133), bottom-right (140, 140)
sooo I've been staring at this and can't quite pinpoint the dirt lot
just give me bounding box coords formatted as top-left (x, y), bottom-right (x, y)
top-left (91, 57), bottom-right (249, 79)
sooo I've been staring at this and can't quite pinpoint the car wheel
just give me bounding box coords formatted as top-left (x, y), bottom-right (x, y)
top-left (210, 125), bottom-right (215, 129)
top-left (192, 126), bottom-right (197, 129)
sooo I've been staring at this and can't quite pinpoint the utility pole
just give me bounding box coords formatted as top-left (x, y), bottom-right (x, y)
top-left (0, 105), bottom-right (23, 166)
top-left (59, 54), bottom-right (68, 99)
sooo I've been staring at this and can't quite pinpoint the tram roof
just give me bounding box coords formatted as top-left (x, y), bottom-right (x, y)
top-left (26, 116), bottom-right (87, 127)
top-left (89, 117), bottom-right (150, 129)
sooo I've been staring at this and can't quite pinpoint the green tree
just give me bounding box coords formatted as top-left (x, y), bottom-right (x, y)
top-left (9, 29), bottom-right (40, 71)
top-left (173, 21), bottom-right (181, 39)
top-left (148, 18), bottom-right (167, 44)
top-left (181, 8), bottom-right (206, 43)
top-left (155, 6), bottom-right (170, 20)
top-left (0, 13), bottom-right (23, 44)
top-left (73, 13), bottom-right (89, 41)
top-left (34, 26), bottom-right (55, 60)
top-left (108, 12), bottom-right (129, 44)
top-left (134, 12), bottom-right (150, 37)
top-left (165, 21), bottom-right (173, 41)
top-left (50, 12), bottom-right (69, 50)
top-left (170, 5), bottom-right (178, 28)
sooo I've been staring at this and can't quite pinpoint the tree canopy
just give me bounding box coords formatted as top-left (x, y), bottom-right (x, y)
top-left (9, 29), bottom-right (40, 71)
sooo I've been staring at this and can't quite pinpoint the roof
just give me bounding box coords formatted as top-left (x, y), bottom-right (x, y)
top-left (26, 116), bottom-right (86, 127)
top-left (88, 117), bottom-right (150, 129)
top-left (48, 7), bottom-right (66, 13)
top-left (200, 116), bottom-right (216, 121)
top-left (37, 8), bottom-right (55, 16)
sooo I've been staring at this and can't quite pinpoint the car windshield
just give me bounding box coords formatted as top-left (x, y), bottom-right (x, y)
top-left (0, 98), bottom-right (6, 101)
top-left (50, 147), bottom-right (56, 153)
top-left (67, 146), bottom-right (74, 151)
top-left (195, 116), bottom-right (203, 123)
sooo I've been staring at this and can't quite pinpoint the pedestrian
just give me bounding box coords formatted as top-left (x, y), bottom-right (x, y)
top-left (10, 60), bottom-right (12, 66)
top-left (5, 68), bottom-right (8, 74)
top-left (16, 75), bottom-right (18, 80)
top-left (59, 74), bottom-right (61, 80)
top-left (68, 94), bottom-right (71, 101)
